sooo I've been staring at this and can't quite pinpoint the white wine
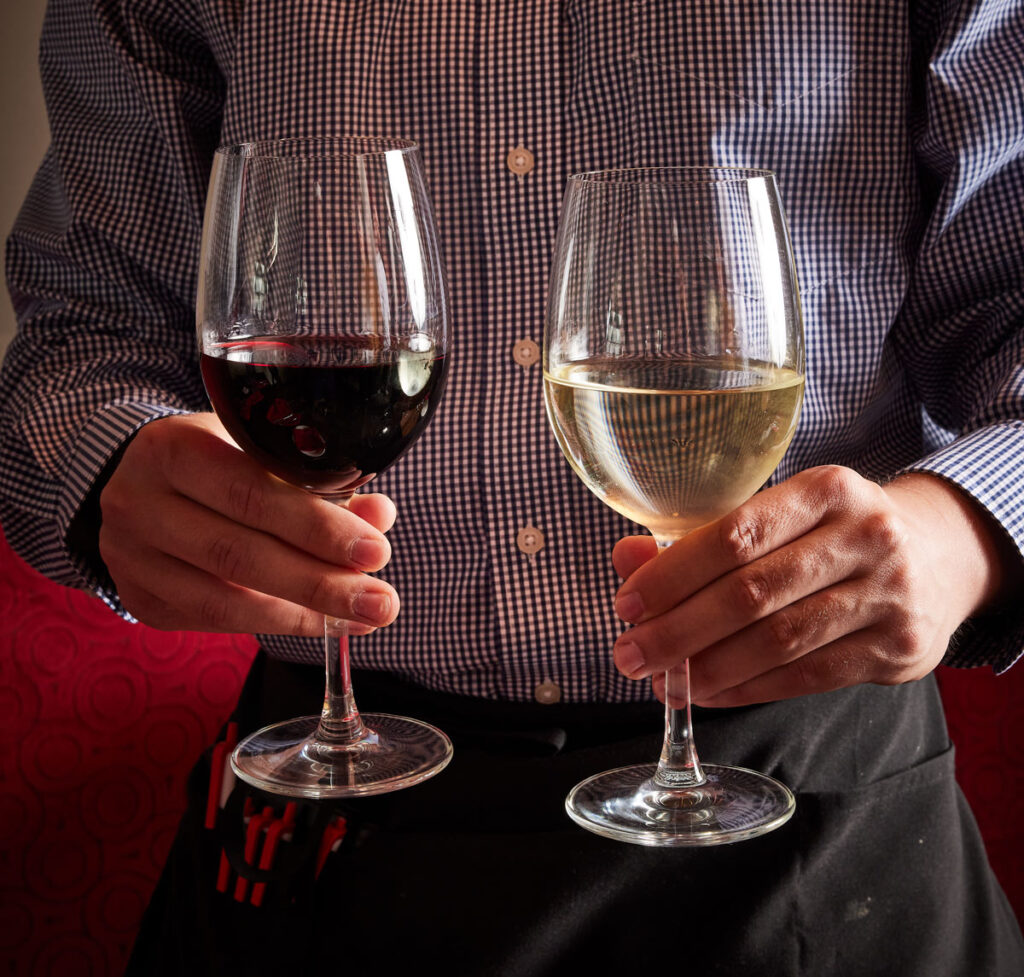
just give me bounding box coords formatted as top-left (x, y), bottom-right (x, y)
top-left (544, 357), bottom-right (804, 540)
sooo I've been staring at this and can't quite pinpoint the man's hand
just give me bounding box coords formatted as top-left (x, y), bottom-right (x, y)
top-left (99, 413), bottom-right (399, 635)
top-left (611, 465), bottom-right (1019, 707)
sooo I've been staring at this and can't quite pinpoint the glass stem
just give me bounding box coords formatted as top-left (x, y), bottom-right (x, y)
top-left (313, 492), bottom-right (367, 746)
top-left (650, 536), bottom-right (706, 789)
top-left (315, 616), bottom-right (368, 744)
top-left (654, 661), bottom-right (706, 788)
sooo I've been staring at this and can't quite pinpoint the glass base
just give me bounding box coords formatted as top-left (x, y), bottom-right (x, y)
top-left (566, 762), bottom-right (795, 847)
top-left (230, 713), bottom-right (453, 799)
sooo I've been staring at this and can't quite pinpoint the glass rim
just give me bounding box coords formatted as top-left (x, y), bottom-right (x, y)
top-left (215, 135), bottom-right (420, 160)
top-left (567, 165), bottom-right (776, 187)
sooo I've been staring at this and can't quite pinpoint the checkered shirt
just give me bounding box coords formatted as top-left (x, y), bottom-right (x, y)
top-left (3, 0), bottom-right (1023, 701)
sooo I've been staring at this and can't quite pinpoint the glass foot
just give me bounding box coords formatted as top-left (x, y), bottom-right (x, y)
top-left (231, 713), bottom-right (453, 799)
top-left (566, 762), bottom-right (794, 847)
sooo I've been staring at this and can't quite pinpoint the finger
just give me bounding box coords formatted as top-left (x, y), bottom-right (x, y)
top-left (613, 466), bottom-right (861, 624)
top-left (613, 523), bottom-right (858, 678)
top-left (612, 535), bottom-right (659, 579)
top-left (142, 417), bottom-right (394, 571)
top-left (113, 545), bottom-right (379, 636)
top-left (127, 493), bottom-right (400, 629)
top-left (686, 581), bottom-right (877, 702)
top-left (693, 630), bottom-right (890, 707)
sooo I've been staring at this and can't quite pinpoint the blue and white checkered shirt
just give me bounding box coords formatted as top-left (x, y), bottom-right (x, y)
top-left (3, 0), bottom-right (1023, 701)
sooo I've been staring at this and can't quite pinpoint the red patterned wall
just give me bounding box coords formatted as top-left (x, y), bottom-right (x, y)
top-left (0, 530), bottom-right (257, 976)
top-left (0, 528), bottom-right (1021, 975)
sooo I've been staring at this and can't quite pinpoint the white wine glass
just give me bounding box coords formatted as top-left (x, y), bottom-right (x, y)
top-left (196, 136), bottom-right (453, 798)
top-left (543, 167), bottom-right (804, 845)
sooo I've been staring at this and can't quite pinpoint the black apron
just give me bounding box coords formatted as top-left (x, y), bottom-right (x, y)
top-left (127, 650), bottom-right (1024, 977)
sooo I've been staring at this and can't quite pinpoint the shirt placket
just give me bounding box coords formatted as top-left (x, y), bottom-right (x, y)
top-left (478, 1), bottom-right (573, 702)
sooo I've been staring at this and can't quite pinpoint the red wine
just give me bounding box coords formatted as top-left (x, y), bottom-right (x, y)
top-left (200, 335), bottom-right (447, 497)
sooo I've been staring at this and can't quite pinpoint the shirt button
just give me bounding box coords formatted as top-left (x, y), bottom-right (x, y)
top-left (516, 526), bottom-right (545, 555)
top-left (534, 681), bottom-right (562, 705)
top-left (506, 145), bottom-right (535, 176)
top-left (512, 338), bottom-right (540, 367)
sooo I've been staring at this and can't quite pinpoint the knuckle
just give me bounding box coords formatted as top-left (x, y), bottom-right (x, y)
top-left (809, 593), bottom-right (841, 637)
top-left (807, 465), bottom-right (857, 508)
top-left (226, 477), bottom-right (269, 525)
top-left (719, 510), bottom-right (767, 565)
top-left (732, 565), bottom-right (774, 617)
top-left (300, 572), bottom-right (337, 615)
top-left (207, 533), bottom-right (256, 582)
top-left (863, 616), bottom-right (929, 685)
top-left (766, 607), bottom-right (803, 656)
top-left (859, 510), bottom-right (905, 554)
top-left (883, 560), bottom-right (915, 602)
top-left (289, 605), bottom-right (320, 637)
top-left (789, 653), bottom-right (827, 695)
top-left (873, 571), bottom-right (917, 638)
top-left (886, 619), bottom-right (922, 664)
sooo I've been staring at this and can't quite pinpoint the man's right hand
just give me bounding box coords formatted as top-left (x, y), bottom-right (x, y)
top-left (98, 413), bottom-right (399, 635)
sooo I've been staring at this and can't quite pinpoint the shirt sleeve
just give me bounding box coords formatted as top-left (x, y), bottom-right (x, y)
top-left (0, 0), bottom-right (230, 610)
top-left (895, 0), bottom-right (1024, 671)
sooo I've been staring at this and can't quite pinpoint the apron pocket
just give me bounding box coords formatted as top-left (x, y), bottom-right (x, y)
top-left (794, 745), bottom-right (1022, 977)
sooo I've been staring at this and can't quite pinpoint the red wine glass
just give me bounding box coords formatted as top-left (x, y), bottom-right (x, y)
top-left (196, 137), bottom-right (452, 798)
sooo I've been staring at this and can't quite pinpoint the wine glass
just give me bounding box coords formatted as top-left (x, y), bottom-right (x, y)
top-left (196, 136), bottom-right (453, 798)
top-left (543, 167), bottom-right (805, 845)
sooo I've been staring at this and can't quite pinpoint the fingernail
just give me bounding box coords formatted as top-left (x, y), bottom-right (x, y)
top-left (353, 591), bottom-right (391, 625)
top-left (615, 591), bottom-right (645, 623)
top-left (350, 537), bottom-right (384, 569)
top-left (615, 640), bottom-right (647, 678)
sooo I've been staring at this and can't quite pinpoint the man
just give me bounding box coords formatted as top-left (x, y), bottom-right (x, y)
top-left (2, 2), bottom-right (1022, 974)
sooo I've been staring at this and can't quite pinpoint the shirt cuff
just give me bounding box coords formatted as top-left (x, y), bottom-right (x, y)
top-left (900, 420), bottom-right (1024, 673)
top-left (55, 401), bottom-right (192, 617)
